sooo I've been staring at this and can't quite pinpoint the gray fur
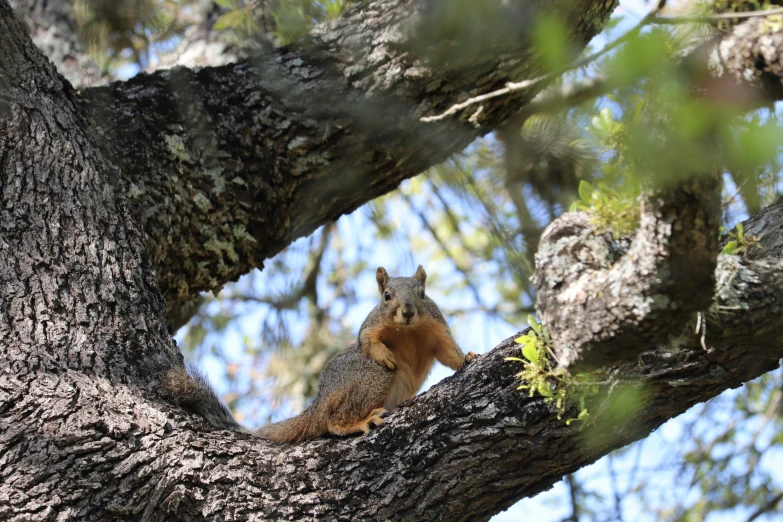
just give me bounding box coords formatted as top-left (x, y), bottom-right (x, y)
top-left (170, 365), bottom-right (243, 431)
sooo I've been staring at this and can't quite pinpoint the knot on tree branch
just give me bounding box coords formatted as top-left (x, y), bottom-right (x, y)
top-left (533, 174), bottom-right (722, 370)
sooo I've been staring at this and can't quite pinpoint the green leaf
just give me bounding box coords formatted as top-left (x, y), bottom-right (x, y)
top-left (526, 314), bottom-right (536, 330)
top-left (522, 341), bottom-right (539, 365)
top-left (632, 99), bottom-right (646, 123)
top-left (569, 201), bottom-right (579, 212)
top-left (215, 10), bottom-right (247, 31)
top-left (736, 222), bottom-right (744, 240)
top-left (764, 14), bottom-right (783, 33)
top-left (532, 14), bottom-right (570, 72)
top-left (722, 241), bottom-right (739, 255)
top-left (578, 180), bottom-right (593, 203)
top-left (527, 314), bottom-right (541, 334)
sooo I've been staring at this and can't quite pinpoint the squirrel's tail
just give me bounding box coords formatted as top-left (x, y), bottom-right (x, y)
top-left (162, 366), bottom-right (242, 431)
top-left (163, 365), bottom-right (327, 442)
top-left (258, 408), bottom-right (323, 443)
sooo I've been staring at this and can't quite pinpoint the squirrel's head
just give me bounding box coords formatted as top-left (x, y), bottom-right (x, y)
top-left (376, 265), bottom-right (428, 326)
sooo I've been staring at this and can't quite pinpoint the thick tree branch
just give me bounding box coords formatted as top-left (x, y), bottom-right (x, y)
top-left (75, 0), bottom-right (619, 326)
top-left (4, 238), bottom-right (783, 519)
top-left (683, 17), bottom-right (783, 106)
top-left (534, 175), bottom-right (722, 369)
top-left (15, 2), bottom-right (783, 335)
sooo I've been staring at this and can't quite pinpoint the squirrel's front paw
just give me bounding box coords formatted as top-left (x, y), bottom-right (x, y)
top-left (376, 350), bottom-right (398, 370)
top-left (464, 351), bottom-right (477, 364)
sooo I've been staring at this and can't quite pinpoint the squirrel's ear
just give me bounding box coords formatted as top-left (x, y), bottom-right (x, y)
top-left (413, 265), bottom-right (427, 288)
top-left (376, 267), bottom-right (389, 293)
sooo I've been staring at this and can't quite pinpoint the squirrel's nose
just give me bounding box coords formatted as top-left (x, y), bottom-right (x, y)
top-left (401, 305), bottom-right (415, 319)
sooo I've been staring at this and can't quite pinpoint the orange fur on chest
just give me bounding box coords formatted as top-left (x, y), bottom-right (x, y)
top-left (365, 316), bottom-right (453, 409)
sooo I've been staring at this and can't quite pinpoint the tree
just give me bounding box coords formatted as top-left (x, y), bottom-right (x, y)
top-left (2, 0), bottom-right (783, 520)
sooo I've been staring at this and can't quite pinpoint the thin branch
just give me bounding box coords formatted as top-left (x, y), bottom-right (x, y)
top-left (563, 474), bottom-right (581, 522)
top-left (440, 304), bottom-right (535, 317)
top-left (652, 7), bottom-right (783, 26)
top-left (222, 224), bottom-right (332, 311)
top-left (518, 75), bottom-right (613, 119)
top-left (421, 0), bottom-right (668, 123)
top-left (607, 453), bottom-right (625, 522)
top-left (744, 491), bottom-right (783, 522)
top-left (711, 6), bottom-right (783, 19)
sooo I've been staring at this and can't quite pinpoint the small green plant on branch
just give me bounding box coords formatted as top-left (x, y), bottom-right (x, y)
top-left (570, 180), bottom-right (641, 236)
top-left (506, 316), bottom-right (603, 425)
top-left (568, 106), bottom-right (642, 236)
top-left (721, 222), bottom-right (762, 256)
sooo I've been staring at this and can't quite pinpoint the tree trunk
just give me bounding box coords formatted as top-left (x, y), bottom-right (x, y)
top-left (3, 0), bottom-right (783, 520)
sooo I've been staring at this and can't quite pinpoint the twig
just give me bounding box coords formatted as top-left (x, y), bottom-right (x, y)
top-left (711, 6), bottom-right (783, 19)
top-left (517, 75), bottom-right (614, 119)
top-left (421, 0), bottom-right (668, 123)
top-left (653, 6), bottom-right (783, 26)
top-left (563, 474), bottom-right (580, 522)
top-left (744, 491), bottom-right (783, 522)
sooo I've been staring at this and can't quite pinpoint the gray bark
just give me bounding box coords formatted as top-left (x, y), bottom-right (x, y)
top-left (702, 17), bottom-right (783, 104)
top-left (534, 174), bottom-right (723, 369)
top-left (3, 1), bottom-right (783, 521)
top-left (4, 235), bottom-right (783, 519)
top-left (10, 0), bottom-right (109, 87)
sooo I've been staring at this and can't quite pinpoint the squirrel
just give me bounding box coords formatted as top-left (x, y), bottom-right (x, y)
top-left (162, 265), bottom-right (476, 443)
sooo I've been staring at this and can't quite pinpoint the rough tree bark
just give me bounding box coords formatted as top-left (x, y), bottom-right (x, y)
top-left (535, 174), bottom-right (723, 369)
top-left (3, 1), bottom-right (783, 521)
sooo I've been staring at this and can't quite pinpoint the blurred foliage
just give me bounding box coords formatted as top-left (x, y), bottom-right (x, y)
top-left (50, 0), bottom-right (783, 520)
top-left (213, 0), bottom-right (354, 45)
top-left (71, 0), bottom-right (356, 71)
top-left (571, 179), bottom-right (641, 236)
top-left (74, 0), bottom-right (185, 68)
top-left (713, 0), bottom-right (783, 33)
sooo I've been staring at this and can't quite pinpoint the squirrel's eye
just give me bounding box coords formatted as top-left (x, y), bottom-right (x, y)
top-left (421, 290), bottom-right (425, 298)
top-left (384, 291), bottom-right (391, 301)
